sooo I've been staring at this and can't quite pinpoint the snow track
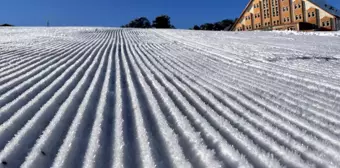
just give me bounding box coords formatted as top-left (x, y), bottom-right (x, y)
top-left (0, 28), bottom-right (340, 168)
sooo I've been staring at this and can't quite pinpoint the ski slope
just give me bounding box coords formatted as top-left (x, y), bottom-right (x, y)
top-left (0, 27), bottom-right (340, 168)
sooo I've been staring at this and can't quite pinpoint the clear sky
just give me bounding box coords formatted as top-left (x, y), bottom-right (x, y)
top-left (0, 0), bottom-right (339, 29)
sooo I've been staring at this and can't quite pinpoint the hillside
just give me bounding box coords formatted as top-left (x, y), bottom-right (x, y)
top-left (0, 27), bottom-right (340, 168)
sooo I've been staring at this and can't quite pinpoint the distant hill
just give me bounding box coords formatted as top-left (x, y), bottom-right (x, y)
top-left (0, 24), bottom-right (14, 26)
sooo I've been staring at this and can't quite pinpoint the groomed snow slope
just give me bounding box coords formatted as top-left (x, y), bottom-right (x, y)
top-left (0, 27), bottom-right (340, 168)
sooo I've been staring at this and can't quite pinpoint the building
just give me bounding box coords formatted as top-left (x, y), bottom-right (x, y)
top-left (231, 0), bottom-right (340, 31)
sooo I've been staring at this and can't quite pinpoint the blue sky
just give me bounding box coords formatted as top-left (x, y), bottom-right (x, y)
top-left (0, 0), bottom-right (339, 28)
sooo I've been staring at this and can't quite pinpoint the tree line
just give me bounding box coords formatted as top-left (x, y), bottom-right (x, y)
top-left (0, 24), bottom-right (13, 27)
top-left (191, 19), bottom-right (236, 31)
top-left (122, 15), bottom-right (236, 31)
top-left (122, 15), bottom-right (175, 29)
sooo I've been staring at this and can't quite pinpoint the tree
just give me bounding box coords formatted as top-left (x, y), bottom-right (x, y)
top-left (152, 15), bottom-right (175, 29)
top-left (191, 18), bottom-right (235, 31)
top-left (200, 23), bottom-right (214, 30)
top-left (0, 24), bottom-right (13, 27)
top-left (216, 19), bottom-right (235, 30)
top-left (122, 17), bottom-right (151, 28)
top-left (193, 25), bottom-right (200, 30)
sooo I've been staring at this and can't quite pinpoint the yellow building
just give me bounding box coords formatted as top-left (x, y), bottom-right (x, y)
top-left (232, 0), bottom-right (340, 31)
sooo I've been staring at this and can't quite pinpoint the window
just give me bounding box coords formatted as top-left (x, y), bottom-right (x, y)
top-left (312, 12), bottom-right (315, 17)
top-left (284, 18), bottom-right (286, 22)
top-left (296, 15), bottom-right (299, 20)
top-left (327, 21), bottom-right (330, 26)
top-left (322, 22), bottom-right (325, 26)
top-left (299, 15), bottom-right (302, 19)
top-left (308, 13), bottom-right (311, 17)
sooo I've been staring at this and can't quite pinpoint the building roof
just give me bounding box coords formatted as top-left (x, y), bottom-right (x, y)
top-left (230, 0), bottom-right (253, 31)
top-left (309, 0), bottom-right (340, 17)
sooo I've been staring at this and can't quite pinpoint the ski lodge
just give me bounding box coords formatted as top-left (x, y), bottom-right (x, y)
top-left (231, 0), bottom-right (340, 31)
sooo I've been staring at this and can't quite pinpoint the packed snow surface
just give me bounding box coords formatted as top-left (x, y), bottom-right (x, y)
top-left (0, 27), bottom-right (340, 168)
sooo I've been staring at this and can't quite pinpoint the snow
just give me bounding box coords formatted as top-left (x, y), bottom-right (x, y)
top-left (0, 27), bottom-right (340, 168)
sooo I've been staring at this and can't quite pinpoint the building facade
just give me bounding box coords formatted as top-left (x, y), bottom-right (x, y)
top-left (232, 0), bottom-right (340, 31)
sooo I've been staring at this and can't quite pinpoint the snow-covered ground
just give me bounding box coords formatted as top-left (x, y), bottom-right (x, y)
top-left (0, 27), bottom-right (340, 168)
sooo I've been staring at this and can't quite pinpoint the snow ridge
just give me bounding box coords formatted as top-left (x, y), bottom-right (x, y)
top-left (0, 28), bottom-right (340, 168)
